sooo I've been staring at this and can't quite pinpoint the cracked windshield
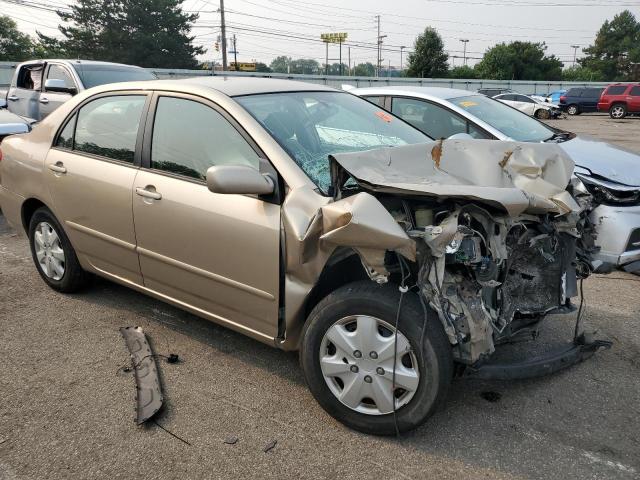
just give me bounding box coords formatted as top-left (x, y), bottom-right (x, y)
top-left (236, 91), bottom-right (429, 193)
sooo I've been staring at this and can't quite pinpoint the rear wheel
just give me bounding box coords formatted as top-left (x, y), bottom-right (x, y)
top-left (28, 207), bottom-right (89, 292)
top-left (566, 104), bottom-right (579, 115)
top-left (609, 104), bottom-right (627, 119)
top-left (300, 281), bottom-right (452, 435)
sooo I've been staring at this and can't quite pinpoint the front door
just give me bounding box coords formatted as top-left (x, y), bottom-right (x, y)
top-left (132, 94), bottom-right (281, 339)
top-left (6, 64), bottom-right (43, 119)
top-left (40, 63), bottom-right (77, 118)
top-left (45, 93), bottom-right (149, 284)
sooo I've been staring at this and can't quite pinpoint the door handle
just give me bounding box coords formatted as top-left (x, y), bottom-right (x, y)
top-left (48, 162), bottom-right (67, 174)
top-left (136, 186), bottom-right (162, 200)
top-left (40, 97), bottom-right (49, 104)
top-left (7, 95), bottom-right (19, 101)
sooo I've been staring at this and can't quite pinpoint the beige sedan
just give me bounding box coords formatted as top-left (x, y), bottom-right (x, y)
top-left (0, 77), bottom-right (601, 434)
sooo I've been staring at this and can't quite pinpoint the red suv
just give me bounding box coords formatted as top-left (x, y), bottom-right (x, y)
top-left (597, 83), bottom-right (640, 119)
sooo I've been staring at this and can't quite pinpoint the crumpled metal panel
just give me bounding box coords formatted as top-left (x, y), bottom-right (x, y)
top-left (330, 140), bottom-right (579, 216)
top-left (120, 327), bottom-right (163, 425)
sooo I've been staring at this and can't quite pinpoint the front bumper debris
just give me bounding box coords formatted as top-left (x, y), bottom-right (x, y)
top-left (120, 326), bottom-right (164, 424)
top-left (464, 335), bottom-right (612, 380)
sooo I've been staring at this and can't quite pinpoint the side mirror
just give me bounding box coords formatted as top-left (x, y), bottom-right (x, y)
top-left (206, 165), bottom-right (275, 195)
top-left (44, 79), bottom-right (77, 95)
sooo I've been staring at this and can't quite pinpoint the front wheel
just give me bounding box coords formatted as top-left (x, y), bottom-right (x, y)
top-left (609, 104), bottom-right (627, 119)
top-left (535, 109), bottom-right (551, 120)
top-left (300, 281), bottom-right (452, 435)
top-left (566, 104), bottom-right (579, 115)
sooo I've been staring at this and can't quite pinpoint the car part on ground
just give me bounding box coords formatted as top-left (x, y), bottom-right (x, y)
top-left (119, 326), bottom-right (164, 425)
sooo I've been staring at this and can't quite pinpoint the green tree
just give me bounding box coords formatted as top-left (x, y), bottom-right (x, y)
top-left (449, 65), bottom-right (478, 79)
top-left (255, 62), bottom-right (271, 72)
top-left (42, 0), bottom-right (203, 68)
top-left (0, 15), bottom-right (35, 61)
top-left (353, 62), bottom-right (375, 77)
top-left (291, 58), bottom-right (320, 74)
top-left (406, 28), bottom-right (448, 78)
top-left (326, 62), bottom-right (348, 75)
top-left (475, 41), bottom-right (562, 80)
top-left (269, 55), bottom-right (291, 73)
top-left (580, 10), bottom-right (640, 80)
top-left (561, 65), bottom-right (604, 82)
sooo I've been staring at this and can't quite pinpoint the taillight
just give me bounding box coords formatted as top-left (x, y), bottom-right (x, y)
top-left (559, 95), bottom-right (567, 102)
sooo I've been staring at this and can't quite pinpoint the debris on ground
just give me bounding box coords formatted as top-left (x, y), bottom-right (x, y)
top-left (263, 440), bottom-right (277, 452)
top-left (223, 435), bottom-right (239, 445)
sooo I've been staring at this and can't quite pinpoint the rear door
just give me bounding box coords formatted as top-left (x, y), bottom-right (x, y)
top-left (581, 88), bottom-right (603, 111)
top-left (45, 92), bottom-right (149, 284)
top-left (628, 86), bottom-right (640, 113)
top-left (40, 63), bottom-right (78, 118)
top-left (132, 93), bottom-right (281, 339)
top-left (6, 63), bottom-right (43, 119)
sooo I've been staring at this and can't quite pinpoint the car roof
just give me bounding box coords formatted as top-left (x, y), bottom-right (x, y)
top-left (179, 76), bottom-right (335, 96)
top-left (18, 59), bottom-right (148, 69)
top-left (352, 85), bottom-right (478, 100)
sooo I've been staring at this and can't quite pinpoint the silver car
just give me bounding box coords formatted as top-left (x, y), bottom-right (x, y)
top-left (352, 86), bottom-right (640, 272)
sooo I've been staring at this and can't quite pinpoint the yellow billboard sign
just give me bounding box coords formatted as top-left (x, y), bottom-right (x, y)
top-left (229, 62), bottom-right (256, 72)
top-left (320, 33), bottom-right (348, 43)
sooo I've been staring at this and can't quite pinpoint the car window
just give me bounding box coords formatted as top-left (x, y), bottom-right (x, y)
top-left (452, 94), bottom-right (554, 142)
top-left (567, 88), bottom-right (583, 97)
top-left (236, 91), bottom-right (428, 194)
top-left (150, 97), bottom-right (260, 181)
top-left (16, 65), bottom-right (43, 90)
top-left (499, 94), bottom-right (515, 101)
top-left (46, 65), bottom-right (75, 89)
top-left (584, 88), bottom-right (604, 98)
top-left (629, 86), bottom-right (640, 96)
top-left (73, 64), bottom-right (156, 88)
top-left (55, 114), bottom-right (76, 149)
top-left (391, 97), bottom-right (470, 139)
top-left (74, 95), bottom-right (146, 163)
top-left (363, 96), bottom-right (385, 107)
top-left (606, 86), bottom-right (627, 96)
top-left (514, 95), bottom-right (532, 103)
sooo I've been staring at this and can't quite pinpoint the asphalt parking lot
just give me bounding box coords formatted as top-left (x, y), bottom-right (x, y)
top-left (1, 113), bottom-right (639, 480)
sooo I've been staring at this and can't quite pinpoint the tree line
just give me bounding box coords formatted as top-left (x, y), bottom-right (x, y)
top-left (0, 2), bottom-right (638, 81)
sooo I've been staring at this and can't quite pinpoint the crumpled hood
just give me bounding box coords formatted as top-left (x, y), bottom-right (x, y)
top-left (558, 135), bottom-right (640, 187)
top-left (330, 139), bottom-right (578, 217)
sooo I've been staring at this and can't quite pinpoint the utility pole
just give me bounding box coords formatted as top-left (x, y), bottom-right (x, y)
top-left (348, 46), bottom-right (351, 76)
top-left (400, 45), bottom-right (406, 73)
top-left (339, 41), bottom-right (343, 76)
top-left (376, 15), bottom-right (385, 77)
top-left (325, 42), bottom-right (329, 75)
top-left (233, 34), bottom-right (238, 70)
top-left (219, 0), bottom-right (227, 70)
top-left (571, 45), bottom-right (580, 66)
top-left (460, 39), bottom-right (469, 66)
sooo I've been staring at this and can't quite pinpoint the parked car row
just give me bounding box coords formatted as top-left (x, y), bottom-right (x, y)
top-left (0, 71), bottom-right (636, 436)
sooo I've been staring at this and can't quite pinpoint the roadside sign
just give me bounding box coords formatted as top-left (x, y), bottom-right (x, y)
top-left (320, 33), bottom-right (348, 44)
top-left (229, 62), bottom-right (256, 72)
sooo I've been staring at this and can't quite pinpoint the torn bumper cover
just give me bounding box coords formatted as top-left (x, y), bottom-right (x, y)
top-left (320, 139), bottom-right (607, 366)
top-left (120, 327), bottom-right (163, 424)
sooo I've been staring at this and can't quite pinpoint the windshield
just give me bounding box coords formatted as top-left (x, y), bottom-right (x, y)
top-left (451, 95), bottom-right (555, 142)
top-left (236, 91), bottom-right (429, 193)
top-left (74, 64), bottom-right (156, 88)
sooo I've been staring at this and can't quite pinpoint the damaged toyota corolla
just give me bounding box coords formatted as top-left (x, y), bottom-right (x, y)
top-left (0, 78), bottom-right (610, 435)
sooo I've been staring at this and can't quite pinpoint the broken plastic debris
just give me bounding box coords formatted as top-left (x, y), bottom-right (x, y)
top-left (263, 440), bottom-right (277, 452)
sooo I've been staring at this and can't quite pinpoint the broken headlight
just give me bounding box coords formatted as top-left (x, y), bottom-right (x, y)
top-left (575, 173), bottom-right (640, 206)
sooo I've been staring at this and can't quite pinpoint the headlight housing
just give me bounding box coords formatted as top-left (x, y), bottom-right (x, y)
top-left (575, 173), bottom-right (640, 206)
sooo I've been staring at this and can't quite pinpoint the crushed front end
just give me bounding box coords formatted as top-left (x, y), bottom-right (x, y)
top-left (327, 139), bottom-right (610, 369)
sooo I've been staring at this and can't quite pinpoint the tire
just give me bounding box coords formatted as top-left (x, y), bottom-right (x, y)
top-left (28, 207), bottom-right (88, 292)
top-left (566, 104), bottom-right (579, 116)
top-left (609, 104), bottom-right (627, 119)
top-left (535, 109), bottom-right (551, 120)
top-left (300, 281), bottom-right (453, 435)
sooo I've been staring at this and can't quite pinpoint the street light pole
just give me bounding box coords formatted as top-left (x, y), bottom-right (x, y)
top-left (400, 45), bottom-right (406, 73)
top-left (571, 45), bottom-right (580, 66)
top-left (219, 0), bottom-right (227, 70)
top-left (460, 39), bottom-right (469, 67)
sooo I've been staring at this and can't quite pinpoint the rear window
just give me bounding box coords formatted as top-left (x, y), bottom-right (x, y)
top-left (606, 86), bottom-right (628, 95)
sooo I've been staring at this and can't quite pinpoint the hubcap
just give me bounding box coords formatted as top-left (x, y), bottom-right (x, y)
top-left (612, 106), bottom-right (624, 118)
top-left (34, 222), bottom-right (65, 280)
top-left (568, 106), bottom-right (577, 114)
top-left (319, 315), bottom-right (420, 415)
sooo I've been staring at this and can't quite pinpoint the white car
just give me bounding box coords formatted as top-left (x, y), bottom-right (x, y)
top-left (494, 93), bottom-right (561, 119)
top-left (350, 86), bottom-right (640, 273)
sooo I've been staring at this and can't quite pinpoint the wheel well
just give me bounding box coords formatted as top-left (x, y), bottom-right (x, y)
top-left (610, 102), bottom-right (626, 108)
top-left (303, 248), bottom-right (370, 318)
top-left (21, 198), bottom-right (47, 232)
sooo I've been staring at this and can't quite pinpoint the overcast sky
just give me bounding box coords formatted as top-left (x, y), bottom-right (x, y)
top-left (5, 0), bottom-right (640, 69)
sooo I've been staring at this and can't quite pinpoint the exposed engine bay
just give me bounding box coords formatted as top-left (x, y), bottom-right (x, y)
top-left (318, 139), bottom-right (602, 364)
